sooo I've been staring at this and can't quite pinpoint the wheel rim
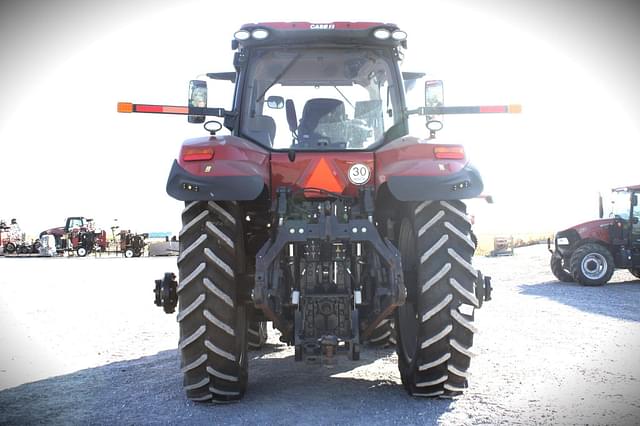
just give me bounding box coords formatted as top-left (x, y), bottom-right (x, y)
top-left (581, 253), bottom-right (607, 280)
top-left (78, 247), bottom-right (86, 256)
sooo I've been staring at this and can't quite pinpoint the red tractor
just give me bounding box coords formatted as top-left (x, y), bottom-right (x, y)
top-left (549, 185), bottom-right (640, 286)
top-left (40, 217), bottom-right (108, 256)
top-left (120, 22), bottom-right (518, 402)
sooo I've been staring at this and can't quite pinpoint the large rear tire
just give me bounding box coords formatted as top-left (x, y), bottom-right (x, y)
top-left (365, 318), bottom-right (396, 347)
top-left (569, 243), bottom-right (614, 286)
top-left (395, 200), bottom-right (478, 398)
top-left (550, 253), bottom-right (573, 282)
top-left (248, 321), bottom-right (268, 350)
top-left (177, 200), bottom-right (248, 402)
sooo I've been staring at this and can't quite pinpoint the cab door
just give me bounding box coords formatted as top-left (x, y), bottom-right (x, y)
top-left (630, 192), bottom-right (640, 264)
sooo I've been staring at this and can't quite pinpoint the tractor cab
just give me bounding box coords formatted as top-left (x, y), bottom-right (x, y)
top-left (64, 217), bottom-right (88, 232)
top-left (602, 186), bottom-right (640, 248)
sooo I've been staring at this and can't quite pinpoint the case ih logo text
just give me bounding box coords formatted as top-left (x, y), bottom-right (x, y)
top-left (310, 23), bottom-right (335, 30)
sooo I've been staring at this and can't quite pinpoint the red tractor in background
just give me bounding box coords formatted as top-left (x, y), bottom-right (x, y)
top-left (549, 185), bottom-right (640, 285)
top-left (120, 22), bottom-right (519, 402)
top-left (40, 217), bottom-right (108, 257)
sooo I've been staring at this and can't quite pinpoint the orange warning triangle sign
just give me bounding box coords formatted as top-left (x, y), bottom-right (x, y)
top-left (304, 157), bottom-right (345, 194)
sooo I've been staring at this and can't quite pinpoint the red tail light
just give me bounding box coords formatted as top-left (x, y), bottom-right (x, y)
top-left (182, 147), bottom-right (214, 161)
top-left (434, 145), bottom-right (465, 160)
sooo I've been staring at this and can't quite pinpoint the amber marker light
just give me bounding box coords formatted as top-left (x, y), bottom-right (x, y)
top-left (117, 102), bottom-right (133, 113)
top-left (508, 104), bottom-right (522, 113)
top-left (434, 145), bottom-right (465, 160)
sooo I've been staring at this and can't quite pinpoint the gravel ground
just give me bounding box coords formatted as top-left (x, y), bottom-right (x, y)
top-left (1, 245), bottom-right (639, 425)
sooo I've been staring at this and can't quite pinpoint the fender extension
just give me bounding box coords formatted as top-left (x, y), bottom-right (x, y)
top-left (166, 160), bottom-right (264, 201)
top-left (386, 164), bottom-right (483, 201)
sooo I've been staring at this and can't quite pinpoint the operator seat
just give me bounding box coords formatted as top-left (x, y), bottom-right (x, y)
top-left (246, 115), bottom-right (276, 146)
top-left (297, 98), bottom-right (346, 146)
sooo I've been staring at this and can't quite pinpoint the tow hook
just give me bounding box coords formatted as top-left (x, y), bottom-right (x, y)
top-left (154, 272), bottom-right (178, 314)
top-left (475, 271), bottom-right (493, 308)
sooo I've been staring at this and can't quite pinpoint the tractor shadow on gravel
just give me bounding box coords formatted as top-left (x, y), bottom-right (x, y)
top-left (0, 346), bottom-right (456, 424)
top-left (519, 277), bottom-right (640, 322)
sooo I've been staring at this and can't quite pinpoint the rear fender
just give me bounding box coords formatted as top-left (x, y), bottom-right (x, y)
top-left (375, 137), bottom-right (483, 201)
top-left (167, 135), bottom-right (270, 201)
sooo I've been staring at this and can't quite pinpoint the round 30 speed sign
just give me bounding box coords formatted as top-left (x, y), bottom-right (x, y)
top-left (348, 163), bottom-right (371, 185)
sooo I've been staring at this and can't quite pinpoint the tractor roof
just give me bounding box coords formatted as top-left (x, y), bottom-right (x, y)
top-left (233, 22), bottom-right (407, 49)
top-left (613, 184), bottom-right (640, 192)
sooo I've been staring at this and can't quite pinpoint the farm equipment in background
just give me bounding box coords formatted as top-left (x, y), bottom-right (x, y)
top-left (38, 234), bottom-right (57, 257)
top-left (549, 185), bottom-right (640, 286)
top-left (0, 220), bottom-right (10, 254)
top-left (0, 223), bottom-right (9, 255)
top-left (1, 219), bottom-right (40, 255)
top-left (40, 217), bottom-right (108, 257)
top-left (490, 236), bottom-right (514, 256)
top-left (109, 222), bottom-right (148, 257)
top-left (119, 230), bottom-right (147, 257)
top-left (120, 22), bottom-right (518, 402)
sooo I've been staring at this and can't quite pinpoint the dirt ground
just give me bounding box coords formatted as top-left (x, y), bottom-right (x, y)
top-left (1, 245), bottom-right (639, 425)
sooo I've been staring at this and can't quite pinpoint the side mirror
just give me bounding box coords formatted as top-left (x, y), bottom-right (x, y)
top-left (266, 96), bottom-right (284, 109)
top-left (425, 80), bottom-right (444, 112)
top-left (188, 80), bottom-right (207, 124)
top-left (425, 80), bottom-right (444, 134)
top-left (633, 194), bottom-right (638, 207)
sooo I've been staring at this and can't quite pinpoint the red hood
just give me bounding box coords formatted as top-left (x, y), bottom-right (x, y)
top-left (41, 226), bottom-right (65, 237)
top-left (566, 218), bottom-right (616, 242)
